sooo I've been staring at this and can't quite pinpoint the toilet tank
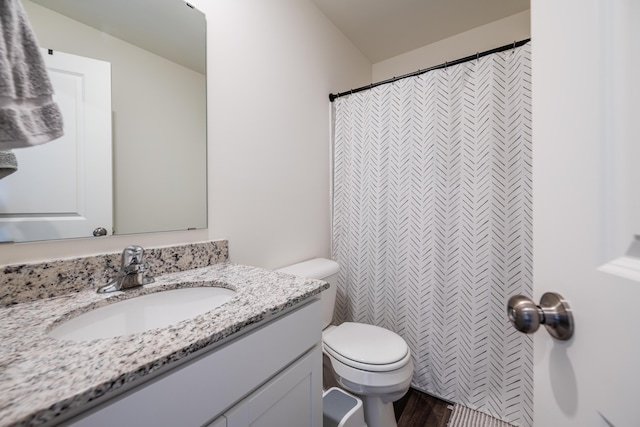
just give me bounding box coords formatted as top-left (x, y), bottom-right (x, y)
top-left (276, 258), bottom-right (339, 329)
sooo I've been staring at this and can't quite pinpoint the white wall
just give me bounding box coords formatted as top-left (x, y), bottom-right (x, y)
top-left (0, 0), bottom-right (371, 267)
top-left (195, 0), bottom-right (371, 269)
top-left (373, 10), bottom-right (530, 81)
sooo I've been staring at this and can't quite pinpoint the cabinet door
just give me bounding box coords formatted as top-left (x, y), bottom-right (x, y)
top-left (225, 346), bottom-right (322, 427)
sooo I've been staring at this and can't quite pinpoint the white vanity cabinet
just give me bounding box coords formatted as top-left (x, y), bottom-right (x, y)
top-left (65, 299), bottom-right (323, 427)
top-left (210, 346), bottom-right (321, 427)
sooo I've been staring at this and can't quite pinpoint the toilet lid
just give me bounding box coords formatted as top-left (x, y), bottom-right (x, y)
top-left (323, 322), bottom-right (409, 367)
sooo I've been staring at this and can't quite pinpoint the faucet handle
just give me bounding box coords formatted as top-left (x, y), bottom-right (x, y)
top-left (97, 245), bottom-right (154, 293)
top-left (121, 245), bottom-right (145, 267)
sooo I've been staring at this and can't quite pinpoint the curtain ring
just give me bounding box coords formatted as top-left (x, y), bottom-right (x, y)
top-left (513, 40), bottom-right (516, 52)
top-left (476, 52), bottom-right (479, 63)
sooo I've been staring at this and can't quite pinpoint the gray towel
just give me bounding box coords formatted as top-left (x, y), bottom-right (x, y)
top-left (0, 0), bottom-right (63, 149)
top-left (0, 149), bottom-right (17, 179)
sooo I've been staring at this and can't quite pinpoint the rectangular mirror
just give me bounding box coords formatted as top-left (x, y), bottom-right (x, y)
top-left (0, 0), bottom-right (207, 243)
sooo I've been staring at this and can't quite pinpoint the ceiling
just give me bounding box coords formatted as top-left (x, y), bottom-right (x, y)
top-left (31, 0), bottom-right (529, 72)
top-left (311, 0), bottom-right (530, 63)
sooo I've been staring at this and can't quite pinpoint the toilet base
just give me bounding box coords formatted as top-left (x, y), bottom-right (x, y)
top-left (323, 352), bottom-right (410, 427)
top-left (361, 394), bottom-right (397, 427)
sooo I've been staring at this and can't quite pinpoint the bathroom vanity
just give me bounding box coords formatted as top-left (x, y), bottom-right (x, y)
top-left (0, 243), bottom-right (327, 427)
top-left (68, 299), bottom-right (323, 427)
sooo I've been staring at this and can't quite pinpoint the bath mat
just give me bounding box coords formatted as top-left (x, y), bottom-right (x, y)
top-left (447, 404), bottom-right (516, 427)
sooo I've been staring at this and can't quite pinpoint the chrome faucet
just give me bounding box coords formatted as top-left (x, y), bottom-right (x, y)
top-left (97, 245), bottom-right (155, 293)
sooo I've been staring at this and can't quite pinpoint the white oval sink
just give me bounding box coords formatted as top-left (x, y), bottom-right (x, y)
top-left (48, 287), bottom-right (236, 342)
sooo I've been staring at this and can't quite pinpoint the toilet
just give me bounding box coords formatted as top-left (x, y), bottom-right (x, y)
top-left (276, 258), bottom-right (413, 427)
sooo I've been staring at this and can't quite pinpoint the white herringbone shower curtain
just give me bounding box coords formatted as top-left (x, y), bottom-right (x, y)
top-left (332, 42), bottom-right (532, 426)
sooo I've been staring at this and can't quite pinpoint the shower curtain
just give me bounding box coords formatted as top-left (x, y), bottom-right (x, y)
top-left (332, 42), bottom-right (532, 426)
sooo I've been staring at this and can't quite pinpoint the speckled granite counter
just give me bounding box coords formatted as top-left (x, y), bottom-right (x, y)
top-left (0, 261), bottom-right (328, 426)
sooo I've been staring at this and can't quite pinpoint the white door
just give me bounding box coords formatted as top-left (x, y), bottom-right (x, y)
top-left (0, 50), bottom-right (112, 242)
top-left (532, 1), bottom-right (640, 426)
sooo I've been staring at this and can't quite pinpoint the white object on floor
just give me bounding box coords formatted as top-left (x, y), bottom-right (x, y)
top-left (323, 387), bottom-right (367, 427)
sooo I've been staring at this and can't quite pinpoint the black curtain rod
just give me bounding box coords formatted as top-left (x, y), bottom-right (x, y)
top-left (329, 38), bottom-right (531, 102)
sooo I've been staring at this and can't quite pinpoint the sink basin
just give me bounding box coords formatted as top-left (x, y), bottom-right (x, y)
top-left (48, 287), bottom-right (236, 342)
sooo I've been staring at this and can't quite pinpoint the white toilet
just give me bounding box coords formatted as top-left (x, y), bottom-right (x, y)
top-left (277, 258), bottom-right (413, 427)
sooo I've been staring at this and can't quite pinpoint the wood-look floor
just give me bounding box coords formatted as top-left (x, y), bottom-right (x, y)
top-left (394, 388), bottom-right (452, 427)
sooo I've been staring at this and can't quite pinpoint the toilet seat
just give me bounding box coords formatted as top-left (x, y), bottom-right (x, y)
top-left (323, 322), bottom-right (411, 372)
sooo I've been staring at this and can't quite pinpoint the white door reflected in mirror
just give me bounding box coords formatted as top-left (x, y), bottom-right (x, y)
top-left (0, 50), bottom-right (112, 243)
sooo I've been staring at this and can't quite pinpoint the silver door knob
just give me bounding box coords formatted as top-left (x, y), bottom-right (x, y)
top-left (93, 227), bottom-right (108, 237)
top-left (507, 292), bottom-right (574, 341)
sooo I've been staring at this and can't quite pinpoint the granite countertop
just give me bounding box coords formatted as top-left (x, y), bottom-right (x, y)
top-left (0, 262), bottom-right (328, 426)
